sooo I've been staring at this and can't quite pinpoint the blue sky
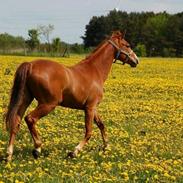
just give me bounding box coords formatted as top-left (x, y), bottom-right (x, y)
top-left (0, 0), bottom-right (182, 43)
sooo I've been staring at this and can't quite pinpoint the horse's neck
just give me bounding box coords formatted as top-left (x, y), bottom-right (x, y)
top-left (87, 43), bottom-right (115, 82)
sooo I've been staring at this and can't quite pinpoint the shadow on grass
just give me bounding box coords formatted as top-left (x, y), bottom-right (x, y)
top-left (0, 154), bottom-right (7, 162)
top-left (0, 142), bottom-right (105, 163)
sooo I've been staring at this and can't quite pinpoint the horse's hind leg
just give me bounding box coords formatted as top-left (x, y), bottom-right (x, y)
top-left (25, 103), bottom-right (56, 159)
top-left (94, 111), bottom-right (108, 150)
top-left (7, 93), bottom-right (33, 161)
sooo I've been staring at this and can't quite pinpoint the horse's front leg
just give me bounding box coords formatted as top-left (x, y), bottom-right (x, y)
top-left (68, 107), bottom-right (94, 158)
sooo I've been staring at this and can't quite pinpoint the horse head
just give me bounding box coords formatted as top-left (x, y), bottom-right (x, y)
top-left (109, 31), bottom-right (139, 67)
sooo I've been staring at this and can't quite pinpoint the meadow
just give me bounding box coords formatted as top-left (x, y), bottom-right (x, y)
top-left (0, 55), bottom-right (183, 182)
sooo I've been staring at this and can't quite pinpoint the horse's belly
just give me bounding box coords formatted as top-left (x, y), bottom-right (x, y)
top-left (60, 93), bottom-right (86, 109)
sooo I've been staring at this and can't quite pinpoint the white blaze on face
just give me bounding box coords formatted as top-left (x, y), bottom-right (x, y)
top-left (130, 49), bottom-right (139, 64)
top-left (132, 50), bottom-right (139, 63)
top-left (134, 53), bottom-right (139, 63)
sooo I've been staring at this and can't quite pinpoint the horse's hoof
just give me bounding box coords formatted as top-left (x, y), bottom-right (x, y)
top-left (67, 152), bottom-right (76, 158)
top-left (32, 149), bottom-right (40, 159)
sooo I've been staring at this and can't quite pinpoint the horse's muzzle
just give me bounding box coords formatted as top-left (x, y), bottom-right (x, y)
top-left (130, 58), bottom-right (139, 67)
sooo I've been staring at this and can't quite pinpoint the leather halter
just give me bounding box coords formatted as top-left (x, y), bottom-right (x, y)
top-left (108, 40), bottom-right (137, 64)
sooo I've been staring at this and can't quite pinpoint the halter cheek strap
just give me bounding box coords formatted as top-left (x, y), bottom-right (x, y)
top-left (114, 49), bottom-right (121, 63)
top-left (108, 40), bottom-right (136, 64)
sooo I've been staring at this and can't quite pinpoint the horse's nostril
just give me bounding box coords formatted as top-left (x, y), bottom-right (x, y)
top-left (131, 64), bottom-right (137, 68)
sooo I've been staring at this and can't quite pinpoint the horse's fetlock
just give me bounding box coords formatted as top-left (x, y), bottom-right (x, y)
top-left (85, 133), bottom-right (92, 141)
top-left (34, 140), bottom-right (42, 148)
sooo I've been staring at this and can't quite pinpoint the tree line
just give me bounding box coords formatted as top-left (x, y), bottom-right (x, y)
top-left (82, 10), bottom-right (183, 57)
top-left (0, 10), bottom-right (183, 57)
top-left (0, 24), bottom-right (86, 56)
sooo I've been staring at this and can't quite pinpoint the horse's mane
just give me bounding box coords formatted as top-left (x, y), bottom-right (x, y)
top-left (84, 36), bottom-right (110, 60)
top-left (83, 31), bottom-right (123, 61)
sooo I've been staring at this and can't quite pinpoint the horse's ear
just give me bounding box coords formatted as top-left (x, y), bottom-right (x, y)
top-left (111, 30), bottom-right (122, 37)
top-left (121, 30), bottom-right (126, 39)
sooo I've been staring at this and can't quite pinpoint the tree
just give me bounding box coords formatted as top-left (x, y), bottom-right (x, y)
top-left (37, 24), bottom-right (54, 44)
top-left (107, 10), bottom-right (128, 31)
top-left (134, 43), bottom-right (147, 57)
top-left (125, 12), bottom-right (154, 47)
top-left (0, 33), bottom-right (25, 53)
top-left (26, 29), bottom-right (40, 51)
top-left (52, 37), bottom-right (61, 54)
top-left (142, 12), bottom-right (169, 56)
top-left (82, 16), bottom-right (108, 47)
top-left (37, 24), bottom-right (54, 52)
top-left (165, 13), bottom-right (183, 57)
top-left (82, 10), bottom-right (152, 49)
top-left (70, 43), bottom-right (85, 54)
top-left (82, 10), bottom-right (183, 57)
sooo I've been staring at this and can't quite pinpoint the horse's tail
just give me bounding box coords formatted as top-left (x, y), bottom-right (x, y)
top-left (5, 62), bottom-right (31, 132)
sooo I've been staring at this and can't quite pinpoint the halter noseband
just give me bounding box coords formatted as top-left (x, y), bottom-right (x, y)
top-left (108, 40), bottom-right (136, 64)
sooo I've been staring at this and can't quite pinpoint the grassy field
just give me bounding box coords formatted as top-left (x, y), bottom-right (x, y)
top-left (0, 56), bottom-right (183, 182)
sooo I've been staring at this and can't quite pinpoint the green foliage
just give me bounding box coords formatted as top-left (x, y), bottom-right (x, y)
top-left (83, 10), bottom-right (183, 57)
top-left (70, 43), bottom-right (85, 54)
top-left (0, 33), bottom-right (25, 53)
top-left (83, 16), bottom-right (109, 47)
top-left (134, 43), bottom-right (147, 57)
top-left (26, 29), bottom-right (40, 51)
top-left (1, 12), bottom-right (183, 57)
top-left (165, 13), bottom-right (183, 57)
top-left (52, 37), bottom-right (61, 53)
top-left (143, 12), bottom-right (169, 56)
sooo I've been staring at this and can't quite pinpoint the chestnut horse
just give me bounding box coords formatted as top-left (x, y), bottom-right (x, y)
top-left (5, 31), bottom-right (139, 161)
